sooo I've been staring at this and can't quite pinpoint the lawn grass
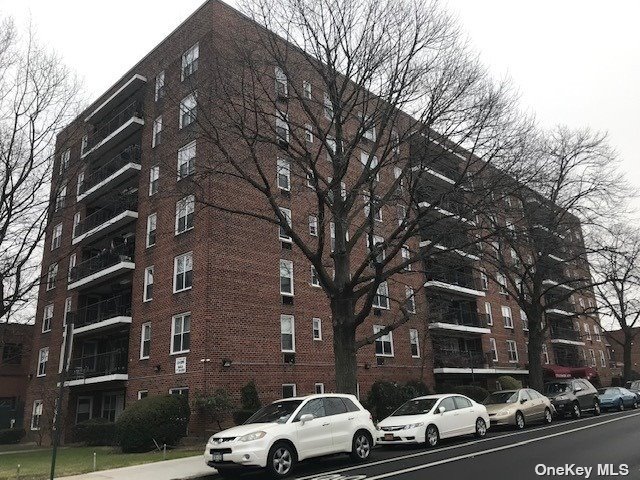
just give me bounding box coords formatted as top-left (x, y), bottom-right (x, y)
top-left (0, 446), bottom-right (202, 480)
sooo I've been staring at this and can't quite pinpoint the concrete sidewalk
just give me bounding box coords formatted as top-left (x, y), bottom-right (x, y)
top-left (57, 454), bottom-right (215, 480)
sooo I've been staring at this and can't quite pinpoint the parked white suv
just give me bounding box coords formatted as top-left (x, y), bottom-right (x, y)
top-left (204, 394), bottom-right (376, 478)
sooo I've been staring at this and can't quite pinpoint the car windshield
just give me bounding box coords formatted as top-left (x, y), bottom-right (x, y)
top-left (544, 383), bottom-right (569, 394)
top-left (483, 391), bottom-right (518, 405)
top-left (391, 398), bottom-right (438, 416)
top-left (598, 388), bottom-right (617, 395)
top-left (631, 381), bottom-right (640, 390)
top-left (244, 400), bottom-right (303, 424)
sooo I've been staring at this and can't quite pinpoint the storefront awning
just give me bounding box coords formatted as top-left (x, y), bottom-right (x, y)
top-left (543, 365), bottom-right (598, 379)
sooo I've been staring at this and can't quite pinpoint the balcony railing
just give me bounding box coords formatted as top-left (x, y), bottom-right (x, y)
top-left (421, 194), bottom-right (470, 219)
top-left (74, 197), bottom-right (138, 239)
top-left (546, 297), bottom-right (575, 313)
top-left (432, 309), bottom-right (486, 328)
top-left (425, 268), bottom-right (480, 291)
top-left (422, 233), bottom-right (480, 258)
top-left (71, 295), bottom-right (132, 329)
top-left (79, 145), bottom-right (141, 195)
top-left (69, 243), bottom-right (135, 284)
top-left (86, 100), bottom-right (143, 151)
top-left (550, 327), bottom-right (582, 342)
top-left (68, 350), bottom-right (128, 380)
top-left (433, 350), bottom-right (489, 369)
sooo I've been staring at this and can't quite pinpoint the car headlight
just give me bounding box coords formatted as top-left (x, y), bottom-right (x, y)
top-left (208, 435), bottom-right (218, 444)
top-left (402, 422), bottom-right (424, 430)
top-left (238, 431), bottom-right (267, 442)
top-left (496, 410), bottom-right (510, 416)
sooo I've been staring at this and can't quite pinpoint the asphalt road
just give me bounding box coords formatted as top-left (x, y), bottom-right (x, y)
top-left (194, 409), bottom-right (640, 480)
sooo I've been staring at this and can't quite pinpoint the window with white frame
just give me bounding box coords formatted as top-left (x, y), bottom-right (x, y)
top-left (60, 149), bottom-right (70, 175)
top-left (149, 166), bottom-right (159, 195)
top-left (31, 400), bottom-right (43, 430)
top-left (155, 71), bottom-right (165, 101)
top-left (361, 113), bottom-right (376, 142)
top-left (274, 66), bottom-right (288, 97)
top-left (326, 137), bottom-right (336, 162)
top-left (310, 266), bottom-right (320, 287)
top-left (37, 347), bottom-right (49, 376)
top-left (520, 309), bottom-right (528, 331)
top-left (579, 297), bottom-right (585, 309)
top-left (507, 340), bottom-right (518, 363)
top-left (175, 195), bottom-right (195, 234)
top-left (174, 252), bottom-right (193, 292)
top-left (179, 94), bottom-right (197, 128)
top-left (303, 81), bottom-right (312, 99)
top-left (584, 323), bottom-right (591, 340)
top-left (364, 191), bottom-right (382, 222)
top-left (279, 207), bottom-right (292, 242)
top-left (542, 343), bottom-right (550, 364)
top-left (304, 124), bottom-right (314, 143)
top-left (593, 325), bottom-right (601, 341)
top-left (51, 223), bottom-right (62, 250)
top-left (280, 315), bottom-right (295, 352)
top-left (73, 212), bottom-right (81, 238)
top-left (54, 185), bottom-right (66, 212)
top-left (282, 384), bottom-right (296, 398)
top-left (144, 266), bottom-right (154, 302)
top-left (308, 215), bottom-right (318, 236)
top-left (307, 172), bottom-right (316, 189)
top-left (280, 259), bottom-right (294, 295)
top-left (146, 213), bottom-right (157, 247)
top-left (589, 349), bottom-right (596, 366)
top-left (359, 151), bottom-right (379, 180)
top-left (409, 329), bottom-right (420, 358)
top-left (178, 141), bottom-right (196, 179)
top-left (405, 286), bottom-right (416, 313)
top-left (276, 110), bottom-right (289, 144)
top-left (599, 350), bottom-right (606, 367)
top-left (47, 263), bottom-right (58, 291)
top-left (480, 272), bottom-right (489, 291)
top-left (42, 304), bottom-right (53, 333)
top-left (374, 325), bottom-right (393, 356)
top-left (497, 273), bottom-right (507, 294)
top-left (140, 323), bottom-right (151, 359)
top-left (138, 390), bottom-right (149, 400)
top-left (312, 317), bottom-right (322, 340)
top-left (396, 204), bottom-right (406, 227)
top-left (367, 235), bottom-right (385, 263)
top-left (314, 383), bottom-right (324, 394)
top-left (323, 93), bottom-right (333, 119)
top-left (401, 245), bottom-right (411, 271)
top-left (81, 135), bottom-right (88, 155)
top-left (373, 282), bottom-right (390, 309)
top-left (171, 313), bottom-right (191, 354)
top-left (502, 306), bottom-right (513, 328)
top-left (484, 302), bottom-right (493, 325)
top-left (392, 130), bottom-right (400, 155)
top-left (489, 338), bottom-right (498, 361)
top-left (67, 254), bottom-right (76, 283)
top-left (181, 43), bottom-right (199, 80)
top-left (152, 116), bottom-right (162, 147)
top-left (77, 170), bottom-right (84, 196)
top-left (277, 157), bottom-right (291, 191)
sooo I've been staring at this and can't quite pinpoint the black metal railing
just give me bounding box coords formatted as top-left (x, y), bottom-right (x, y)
top-left (73, 196), bottom-right (138, 238)
top-left (422, 233), bottom-right (481, 257)
top-left (545, 297), bottom-right (575, 313)
top-left (86, 100), bottom-right (144, 151)
top-left (69, 243), bottom-right (135, 283)
top-left (68, 350), bottom-right (128, 380)
top-left (71, 294), bottom-right (132, 329)
top-left (433, 350), bottom-right (489, 368)
top-left (550, 326), bottom-right (582, 342)
top-left (431, 309), bottom-right (486, 328)
top-left (79, 145), bottom-right (141, 195)
top-left (425, 268), bottom-right (480, 291)
top-left (421, 193), bottom-right (470, 219)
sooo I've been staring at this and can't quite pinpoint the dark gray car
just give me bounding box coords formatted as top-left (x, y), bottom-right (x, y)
top-left (543, 378), bottom-right (601, 418)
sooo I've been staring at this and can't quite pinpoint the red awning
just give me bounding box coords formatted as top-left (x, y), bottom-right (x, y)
top-left (543, 365), bottom-right (599, 379)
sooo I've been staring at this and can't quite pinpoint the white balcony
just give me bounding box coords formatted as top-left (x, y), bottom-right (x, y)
top-left (418, 201), bottom-right (474, 225)
top-left (543, 279), bottom-right (573, 292)
top-left (68, 261), bottom-right (135, 291)
top-left (546, 308), bottom-right (574, 318)
top-left (72, 211), bottom-right (138, 246)
top-left (78, 163), bottom-right (141, 204)
top-left (549, 338), bottom-right (585, 347)
top-left (73, 316), bottom-right (133, 336)
top-left (424, 280), bottom-right (485, 299)
top-left (428, 322), bottom-right (490, 335)
top-left (85, 74), bottom-right (147, 124)
top-left (419, 240), bottom-right (480, 261)
top-left (433, 367), bottom-right (529, 375)
top-left (64, 374), bottom-right (129, 387)
top-left (82, 117), bottom-right (144, 160)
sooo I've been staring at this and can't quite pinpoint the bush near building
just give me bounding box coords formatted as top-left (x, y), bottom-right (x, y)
top-left (0, 428), bottom-right (25, 444)
top-left (365, 380), bottom-right (431, 421)
top-left (233, 381), bottom-right (262, 425)
top-left (497, 375), bottom-right (523, 390)
top-left (73, 418), bottom-right (116, 446)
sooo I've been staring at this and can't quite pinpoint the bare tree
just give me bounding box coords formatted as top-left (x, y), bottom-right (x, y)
top-left (0, 17), bottom-right (81, 331)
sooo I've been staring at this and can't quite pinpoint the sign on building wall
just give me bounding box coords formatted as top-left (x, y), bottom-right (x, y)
top-left (175, 357), bottom-right (187, 374)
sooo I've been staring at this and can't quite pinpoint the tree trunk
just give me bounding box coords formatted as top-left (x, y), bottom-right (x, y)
top-left (332, 297), bottom-right (358, 395)
top-left (623, 337), bottom-right (633, 384)
top-left (527, 316), bottom-right (545, 391)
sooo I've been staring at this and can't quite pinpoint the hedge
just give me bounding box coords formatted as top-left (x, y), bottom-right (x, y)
top-left (497, 375), bottom-right (522, 390)
top-left (73, 418), bottom-right (116, 446)
top-left (0, 428), bottom-right (25, 444)
top-left (365, 380), bottom-right (431, 421)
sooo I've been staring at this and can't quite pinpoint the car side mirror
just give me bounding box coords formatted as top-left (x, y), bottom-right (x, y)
top-left (438, 406), bottom-right (446, 414)
top-left (299, 414), bottom-right (315, 425)
top-left (574, 387), bottom-right (582, 393)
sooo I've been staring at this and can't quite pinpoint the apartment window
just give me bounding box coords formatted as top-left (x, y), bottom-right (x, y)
top-left (401, 245), bottom-right (411, 271)
top-left (60, 149), bottom-right (70, 175)
top-left (361, 114), bottom-right (376, 142)
top-left (374, 325), bottom-right (393, 357)
top-left (307, 172), bottom-right (316, 189)
top-left (542, 344), bottom-right (550, 364)
top-left (409, 329), bottom-right (420, 358)
top-left (392, 130), bottom-right (400, 155)
top-left (373, 282), bottom-right (390, 309)
top-left (146, 213), bottom-right (157, 247)
top-left (51, 223), bottom-right (62, 250)
top-left (599, 350), bottom-right (606, 367)
top-left (364, 192), bottom-right (382, 222)
top-left (484, 302), bottom-right (493, 326)
top-left (171, 313), bottom-right (191, 354)
top-left (312, 317), bottom-right (322, 340)
top-left (76, 171), bottom-right (84, 196)
top-left (63, 297), bottom-right (72, 328)
top-left (282, 384), bottom-right (296, 398)
top-left (178, 141), bottom-right (196, 179)
top-left (308, 215), bottom-right (318, 236)
top-left (310, 266), bottom-right (320, 287)
top-left (281, 315), bottom-right (295, 352)
top-left (170, 387), bottom-right (190, 397)
top-left (46, 263), bottom-right (58, 291)
top-left (37, 347), bottom-right (49, 377)
top-left (181, 43), bottom-right (199, 80)
top-left (579, 297), bottom-right (585, 309)
top-left (175, 195), bottom-right (195, 234)
top-left (593, 325), bottom-right (601, 342)
top-left (489, 338), bottom-right (498, 362)
top-left (326, 136), bottom-right (337, 162)
top-left (137, 390), bottom-right (149, 400)
top-left (152, 116), bottom-right (162, 147)
top-left (323, 93), bottom-right (333, 119)
top-left (41, 304), bottom-right (54, 333)
top-left (31, 400), bottom-right (43, 430)
top-left (507, 340), bottom-right (518, 363)
top-left (502, 306), bottom-right (513, 329)
top-left (277, 157), bottom-right (291, 191)
top-left (480, 272), bottom-right (489, 291)
top-left (520, 309), bottom-right (529, 331)
top-left (140, 323), bottom-right (151, 359)
top-left (314, 383), bottom-right (324, 394)
top-left (279, 207), bottom-right (292, 242)
top-left (359, 151), bottom-right (379, 180)
top-left (54, 185), bottom-right (66, 212)
top-left (589, 349), bottom-right (596, 366)
top-left (276, 111), bottom-right (289, 144)
top-left (584, 323), bottom-right (591, 341)
top-left (72, 212), bottom-right (81, 238)
top-left (143, 266), bottom-right (154, 302)
top-left (303, 81), bottom-right (312, 99)
top-left (81, 135), bottom-right (88, 155)
top-left (304, 124), bottom-right (314, 143)
top-left (174, 252), bottom-right (193, 293)
top-left (179, 94), bottom-right (197, 128)
top-left (497, 273), bottom-right (507, 294)
top-left (405, 286), bottom-right (416, 313)
top-left (149, 166), bottom-right (159, 196)
top-left (155, 70), bottom-right (165, 101)
top-left (280, 259), bottom-right (294, 296)
top-left (367, 235), bottom-right (385, 263)
top-left (397, 205), bottom-right (407, 227)
top-left (274, 66), bottom-right (288, 97)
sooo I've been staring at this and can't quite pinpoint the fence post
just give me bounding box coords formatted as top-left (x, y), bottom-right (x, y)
top-left (17, 464), bottom-right (20, 479)
top-left (93, 452), bottom-right (97, 471)
top-left (163, 444), bottom-right (166, 460)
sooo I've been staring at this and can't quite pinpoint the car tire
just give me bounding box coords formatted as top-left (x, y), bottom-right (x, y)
top-left (515, 411), bottom-right (525, 430)
top-left (632, 399), bottom-right (638, 410)
top-left (266, 442), bottom-right (296, 479)
top-left (571, 402), bottom-right (581, 419)
top-left (425, 424), bottom-right (439, 448)
top-left (593, 401), bottom-right (601, 416)
top-left (544, 408), bottom-right (553, 424)
top-left (475, 418), bottom-right (487, 438)
top-left (618, 400), bottom-right (625, 412)
top-left (350, 430), bottom-right (372, 462)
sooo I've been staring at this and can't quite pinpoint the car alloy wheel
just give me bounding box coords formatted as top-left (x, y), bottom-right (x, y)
top-left (633, 400), bottom-right (638, 410)
top-left (269, 444), bottom-right (294, 477)
top-left (425, 425), bottom-right (439, 447)
top-left (544, 408), bottom-right (553, 424)
top-left (475, 418), bottom-right (487, 438)
top-left (572, 403), bottom-right (581, 419)
top-left (593, 402), bottom-right (601, 416)
top-left (351, 431), bottom-right (372, 461)
top-left (515, 412), bottom-right (525, 430)
top-left (618, 400), bottom-right (625, 412)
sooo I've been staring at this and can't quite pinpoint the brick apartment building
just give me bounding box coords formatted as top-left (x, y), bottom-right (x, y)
top-left (606, 328), bottom-right (640, 382)
top-left (23, 0), bottom-right (613, 439)
top-left (0, 323), bottom-right (34, 429)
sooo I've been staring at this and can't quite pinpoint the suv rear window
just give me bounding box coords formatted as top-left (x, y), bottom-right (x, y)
top-left (342, 398), bottom-right (361, 412)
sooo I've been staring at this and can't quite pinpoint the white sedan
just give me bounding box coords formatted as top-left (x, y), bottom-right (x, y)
top-left (376, 394), bottom-right (490, 447)
top-left (204, 394), bottom-right (377, 478)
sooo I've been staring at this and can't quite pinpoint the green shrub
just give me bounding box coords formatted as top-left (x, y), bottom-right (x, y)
top-left (365, 380), bottom-right (430, 421)
top-left (497, 375), bottom-right (522, 390)
top-left (194, 389), bottom-right (235, 430)
top-left (73, 418), bottom-right (116, 446)
top-left (115, 395), bottom-right (190, 453)
top-left (232, 410), bottom-right (256, 425)
top-left (233, 381), bottom-right (262, 425)
top-left (449, 385), bottom-right (490, 403)
top-left (0, 428), bottom-right (25, 444)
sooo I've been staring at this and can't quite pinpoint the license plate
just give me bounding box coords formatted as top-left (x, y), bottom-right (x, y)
top-left (384, 433), bottom-right (394, 441)
top-left (212, 452), bottom-right (223, 462)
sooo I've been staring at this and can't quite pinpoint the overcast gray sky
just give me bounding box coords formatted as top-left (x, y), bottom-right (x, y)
top-left (2, 0), bottom-right (638, 209)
